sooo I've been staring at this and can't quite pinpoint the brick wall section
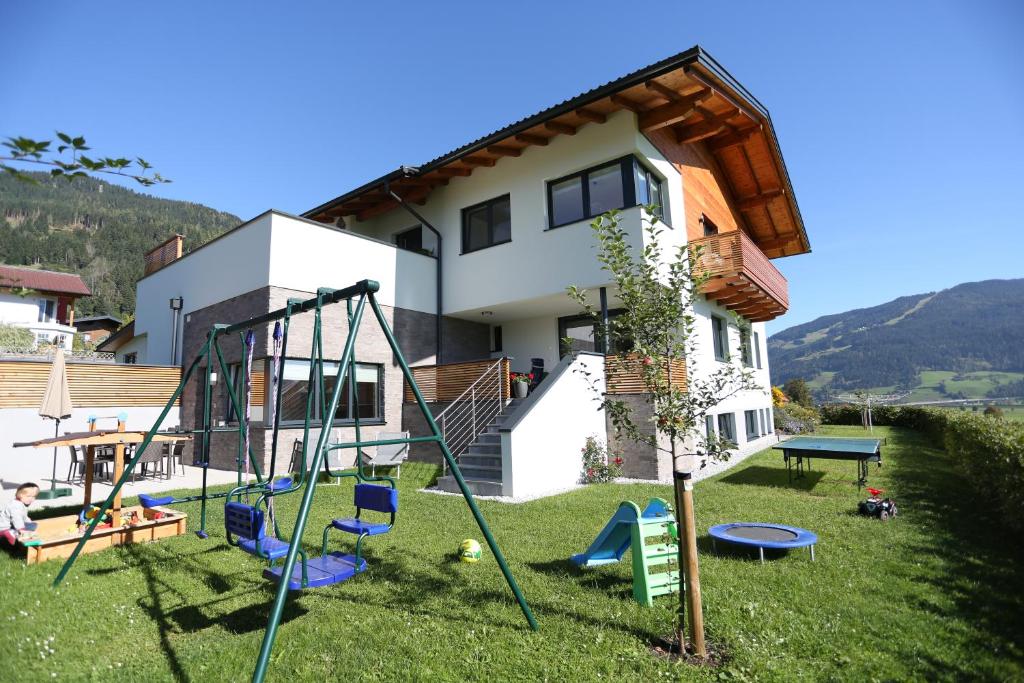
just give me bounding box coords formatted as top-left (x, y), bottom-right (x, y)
top-left (605, 393), bottom-right (672, 481)
top-left (180, 285), bottom-right (489, 474)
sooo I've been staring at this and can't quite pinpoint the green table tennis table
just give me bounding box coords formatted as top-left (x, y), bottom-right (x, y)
top-left (772, 436), bottom-right (882, 487)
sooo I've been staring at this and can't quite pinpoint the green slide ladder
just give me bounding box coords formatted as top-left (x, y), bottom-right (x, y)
top-left (630, 503), bottom-right (681, 607)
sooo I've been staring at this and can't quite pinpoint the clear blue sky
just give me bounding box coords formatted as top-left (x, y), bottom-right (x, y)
top-left (2, 1), bottom-right (1021, 333)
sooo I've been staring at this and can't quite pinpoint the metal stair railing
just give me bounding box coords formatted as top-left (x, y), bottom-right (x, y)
top-left (435, 357), bottom-right (508, 476)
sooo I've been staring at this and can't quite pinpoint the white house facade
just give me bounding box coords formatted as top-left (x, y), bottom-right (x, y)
top-left (124, 46), bottom-right (810, 495)
top-left (0, 266), bottom-right (91, 350)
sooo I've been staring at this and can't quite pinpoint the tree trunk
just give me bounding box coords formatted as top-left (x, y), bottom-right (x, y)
top-left (672, 437), bottom-right (706, 657)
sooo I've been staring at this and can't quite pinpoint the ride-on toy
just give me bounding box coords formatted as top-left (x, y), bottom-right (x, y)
top-left (858, 487), bottom-right (898, 520)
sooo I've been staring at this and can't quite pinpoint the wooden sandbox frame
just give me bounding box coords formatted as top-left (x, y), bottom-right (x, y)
top-left (19, 505), bottom-right (188, 565)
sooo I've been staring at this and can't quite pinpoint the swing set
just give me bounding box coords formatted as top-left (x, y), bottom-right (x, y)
top-left (50, 279), bottom-right (538, 683)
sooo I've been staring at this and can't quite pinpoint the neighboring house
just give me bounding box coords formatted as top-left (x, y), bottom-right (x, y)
top-left (0, 265), bottom-right (90, 350)
top-left (124, 46), bottom-right (811, 496)
top-left (95, 320), bottom-right (143, 364)
top-left (75, 315), bottom-right (122, 345)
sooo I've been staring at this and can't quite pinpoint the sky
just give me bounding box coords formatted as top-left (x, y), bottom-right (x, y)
top-left (2, 1), bottom-right (1021, 334)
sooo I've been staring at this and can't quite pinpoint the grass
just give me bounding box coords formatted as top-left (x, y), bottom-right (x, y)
top-left (2, 426), bottom-right (1023, 681)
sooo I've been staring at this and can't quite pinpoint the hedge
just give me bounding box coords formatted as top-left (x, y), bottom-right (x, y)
top-left (821, 404), bottom-right (1024, 533)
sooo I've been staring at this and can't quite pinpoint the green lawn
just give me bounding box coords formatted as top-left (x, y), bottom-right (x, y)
top-left (2, 426), bottom-right (1022, 681)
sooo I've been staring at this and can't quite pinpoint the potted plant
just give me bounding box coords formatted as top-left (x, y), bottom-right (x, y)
top-left (510, 372), bottom-right (533, 399)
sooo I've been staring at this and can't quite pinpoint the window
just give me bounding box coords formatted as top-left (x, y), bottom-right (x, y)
top-left (462, 195), bottom-right (511, 253)
top-left (759, 409), bottom-right (767, 436)
top-left (754, 332), bottom-right (762, 369)
top-left (123, 352), bottom-right (137, 364)
top-left (766, 408), bottom-right (774, 433)
top-left (634, 163), bottom-right (664, 219)
top-left (740, 328), bottom-right (753, 367)
top-left (711, 315), bottom-right (728, 362)
top-left (37, 299), bottom-right (55, 323)
top-left (745, 410), bottom-right (759, 440)
top-left (224, 361), bottom-right (265, 423)
top-left (280, 359), bottom-right (383, 425)
top-left (701, 214), bottom-right (719, 236)
top-left (558, 311), bottom-right (631, 356)
top-left (704, 415), bottom-right (716, 441)
top-left (492, 325), bottom-right (503, 353)
top-left (394, 225), bottom-right (423, 253)
top-left (546, 156), bottom-right (665, 229)
top-left (717, 413), bottom-right (736, 444)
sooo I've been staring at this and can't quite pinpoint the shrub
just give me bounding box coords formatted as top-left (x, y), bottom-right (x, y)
top-left (821, 404), bottom-right (1024, 534)
top-left (580, 435), bottom-right (622, 484)
top-left (774, 402), bottom-right (820, 434)
top-left (0, 323), bottom-right (34, 351)
top-left (984, 405), bottom-right (1004, 418)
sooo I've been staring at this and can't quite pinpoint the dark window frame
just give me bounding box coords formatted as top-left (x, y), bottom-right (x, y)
top-left (717, 413), bottom-right (736, 444)
top-left (546, 155), bottom-right (667, 230)
top-left (744, 409), bottom-right (759, 440)
top-left (711, 315), bottom-right (729, 362)
top-left (740, 328), bottom-right (754, 368)
top-left (558, 308), bottom-right (629, 356)
top-left (492, 325), bottom-right (503, 353)
top-left (701, 214), bottom-right (719, 236)
top-left (461, 194), bottom-right (512, 254)
top-left (277, 357), bottom-right (385, 428)
top-left (394, 225), bottom-right (424, 254)
top-left (754, 331), bottom-right (762, 369)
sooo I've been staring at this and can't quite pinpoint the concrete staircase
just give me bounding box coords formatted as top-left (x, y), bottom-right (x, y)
top-left (435, 398), bottom-right (523, 496)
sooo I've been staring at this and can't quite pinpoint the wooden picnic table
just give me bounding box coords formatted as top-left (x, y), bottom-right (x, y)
top-left (14, 426), bottom-right (191, 527)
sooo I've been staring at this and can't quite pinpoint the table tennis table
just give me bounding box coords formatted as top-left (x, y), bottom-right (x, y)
top-left (772, 436), bottom-right (882, 487)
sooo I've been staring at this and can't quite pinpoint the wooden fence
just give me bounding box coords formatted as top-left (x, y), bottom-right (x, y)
top-left (605, 355), bottom-right (687, 394)
top-left (403, 358), bottom-right (510, 403)
top-left (0, 360), bottom-right (181, 408)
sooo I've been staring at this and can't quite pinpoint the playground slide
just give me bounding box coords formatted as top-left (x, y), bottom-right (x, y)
top-left (570, 498), bottom-right (671, 567)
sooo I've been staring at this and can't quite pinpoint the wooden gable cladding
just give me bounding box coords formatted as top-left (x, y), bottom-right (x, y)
top-left (0, 361), bottom-right (181, 409)
top-left (403, 358), bottom-right (510, 404)
top-left (605, 355), bottom-right (687, 395)
top-left (303, 51), bottom-right (808, 258)
top-left (689, 231), bottom-right (789, 322)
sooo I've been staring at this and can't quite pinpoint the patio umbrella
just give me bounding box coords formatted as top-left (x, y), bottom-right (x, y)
top-left (37, 348), bottom-right (73, 499)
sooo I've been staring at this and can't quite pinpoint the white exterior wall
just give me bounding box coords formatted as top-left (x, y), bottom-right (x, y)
top-left (499, 353), bottom-right (606, 498)
top-left (116, 334), bottom-right (148, 364)
top-left (689, 296), bottom-right (776, 471)
top-left (0, 405), bottom-right (178, 488)
top-left (134, 211), bottom-right (436, 365)
top-left (351, 111), bottom-right (685, 317)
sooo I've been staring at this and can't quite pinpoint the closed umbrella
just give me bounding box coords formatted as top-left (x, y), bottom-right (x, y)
top-left (37, 348), bottom-right (73, 500)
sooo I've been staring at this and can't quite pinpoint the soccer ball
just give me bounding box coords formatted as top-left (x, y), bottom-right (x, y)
top-left (459, 539), bottom-right (482, 563)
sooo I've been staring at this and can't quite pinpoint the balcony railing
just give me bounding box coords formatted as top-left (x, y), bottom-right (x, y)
top-left (403, 357), bottom-right (511, 404)
top-left (605, 354), bottom-right (687, 394)
top-left (689, 230), bottom-right (789, 321)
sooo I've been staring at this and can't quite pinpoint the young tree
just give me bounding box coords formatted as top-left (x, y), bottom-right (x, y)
top-left (567, 208), bottom-right (758, 657)
top-left (2, 133), bottom-right (168, 186)
top-left (782, 377), bottom-right (814, 407)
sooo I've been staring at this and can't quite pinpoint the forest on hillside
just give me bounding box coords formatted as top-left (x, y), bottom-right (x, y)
top-left (0, 172), bottom-right (240, 317)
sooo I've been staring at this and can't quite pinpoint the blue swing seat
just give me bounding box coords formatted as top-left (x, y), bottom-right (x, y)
top-left (263, 552), bottom-right (367, 590)
top-left (238, 535), bottom-right (291, 561)
top-left (330, 483), bottom-right (397, 537)
top-left (139, 494), bottom-right (175, 508)
top-left (226, 501), bottom-right (291, 560)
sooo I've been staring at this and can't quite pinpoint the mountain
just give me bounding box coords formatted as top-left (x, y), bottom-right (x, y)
top-left (768, 279), bottom-right (1024, 400)
top-left (0, 172), bottom-right (240, 317)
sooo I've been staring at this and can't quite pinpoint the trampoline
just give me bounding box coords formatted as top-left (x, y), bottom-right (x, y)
top-left (708, 522), bottom-right (817, 563)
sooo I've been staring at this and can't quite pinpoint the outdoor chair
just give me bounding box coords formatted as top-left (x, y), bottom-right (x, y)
top-left (66, 445), bottom-right (87, 484)
top-left (363, 431), bottom-right (409, 478)
top-left (163, 442), bottom-right (186, 477)
top-left (137, 445), bottom-right (165, 480)
top-left (529, 358), bottom-right (544, 393)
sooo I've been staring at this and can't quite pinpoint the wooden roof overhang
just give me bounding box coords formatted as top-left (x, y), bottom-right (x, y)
top-left (303, 46), bottom-right (810, 259)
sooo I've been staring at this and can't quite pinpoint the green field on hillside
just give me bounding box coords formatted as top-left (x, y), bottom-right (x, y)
top-left (813, 370), bottom-right (1024, 403)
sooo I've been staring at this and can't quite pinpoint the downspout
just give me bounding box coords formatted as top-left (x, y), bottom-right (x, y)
top-left (385, 174), bottom-right (443, 364)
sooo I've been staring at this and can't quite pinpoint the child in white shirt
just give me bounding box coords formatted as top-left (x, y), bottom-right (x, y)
top-left (1, 482), bottom-right (39, 545)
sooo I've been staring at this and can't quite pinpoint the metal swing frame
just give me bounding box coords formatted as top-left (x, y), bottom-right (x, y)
top-left (50, 279), bottom-right (538, 683)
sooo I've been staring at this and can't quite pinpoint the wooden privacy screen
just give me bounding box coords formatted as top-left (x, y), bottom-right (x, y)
top-left (0, 360), bottom-right (181, 408)
top-left (403, 358), bottom-right (510, 403)
top-left (605, 355), bottom-right (687, 395)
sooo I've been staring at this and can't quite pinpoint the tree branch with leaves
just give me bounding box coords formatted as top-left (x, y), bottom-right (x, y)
top-left (567, 207), bottom-right (761, 658)
top-left (2, 133), bottom-right (169, 186)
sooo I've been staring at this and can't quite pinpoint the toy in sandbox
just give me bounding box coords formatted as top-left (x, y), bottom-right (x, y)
top-left (858, 487), bottom-right (898, 520)
top-left (570, 498), bottom-right (681, 607)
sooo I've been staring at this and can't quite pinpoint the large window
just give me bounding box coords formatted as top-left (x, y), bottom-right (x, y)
top-left (279, 360), bottom-right (383, 425)
top-left (558, 311), bottom-right (631, 356)
top-left (394, 225), bottom-right (423, 253)
top-left (740, 328), bottom-right (754, 368)
top-left (744, 410), bottom-right (759, 440)
top-left (462, 195), bottom-right (511, 253)
top-left (717, 413), bottom-right (736, 445)
top-left (37, 299), bottom-right (55, 323)
top-left (711, 315), bottom-right (728, 362)
top-left (547, 156), bottom-right (664, 229)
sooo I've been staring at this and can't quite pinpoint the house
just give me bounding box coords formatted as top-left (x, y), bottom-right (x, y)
top-left (126, 46), bottom-right (810, 497)
top-left (74, 315), bottom-right (122, 345)
top-left (0, 265), bottom-right (91, 350)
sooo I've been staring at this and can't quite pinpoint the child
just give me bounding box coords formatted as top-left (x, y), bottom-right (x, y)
top-left (1, 482), bottom-right (39, 545)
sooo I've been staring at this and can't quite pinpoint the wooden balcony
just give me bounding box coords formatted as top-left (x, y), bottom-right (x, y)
top-left (689, 231), bottom-right (789, 322)
top-left (403, 358), bottom-right (510, 403)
